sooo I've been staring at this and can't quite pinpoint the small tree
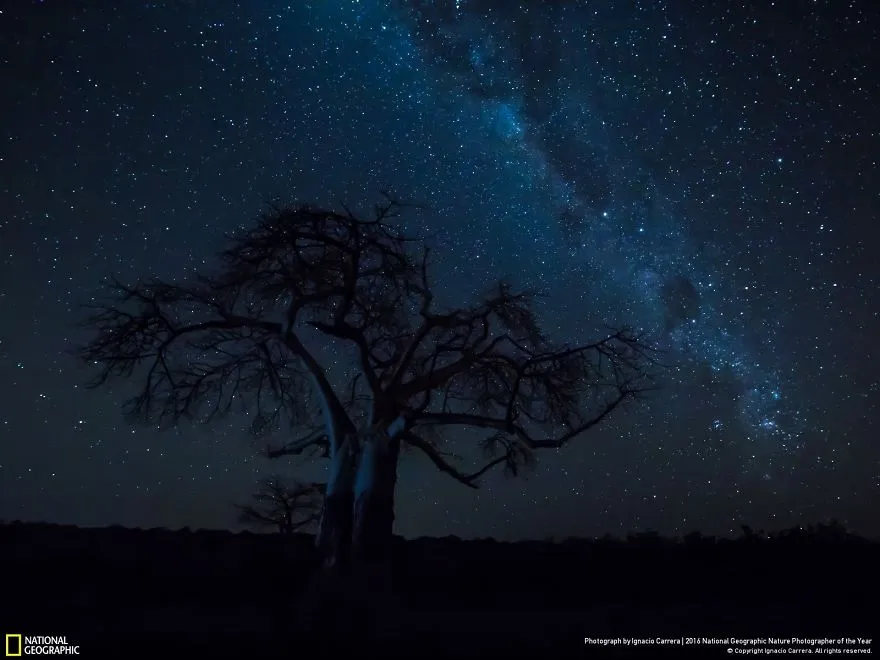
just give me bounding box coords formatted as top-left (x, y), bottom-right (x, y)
top-left (235, 475), bottom-right (325, 535)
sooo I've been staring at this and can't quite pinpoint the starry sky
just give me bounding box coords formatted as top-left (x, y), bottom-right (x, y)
top-left (1, 0), bottom-right (878, 541)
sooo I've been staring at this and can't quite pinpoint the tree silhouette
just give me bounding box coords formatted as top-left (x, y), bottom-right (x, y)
top-left (77, 193), bottom-right (658, 569)
top-left (235, 475), bottom-right (325, 535)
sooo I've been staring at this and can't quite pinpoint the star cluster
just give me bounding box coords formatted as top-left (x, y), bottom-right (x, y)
top-left (0, 0), bottom-right (877, 540)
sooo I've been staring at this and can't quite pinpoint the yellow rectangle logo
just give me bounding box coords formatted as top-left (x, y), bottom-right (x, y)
top-left (5, 634), bottom-right (22, 657)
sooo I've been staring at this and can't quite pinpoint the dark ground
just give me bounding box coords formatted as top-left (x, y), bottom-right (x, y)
top-left (1, 521), bottom-right (876, 657)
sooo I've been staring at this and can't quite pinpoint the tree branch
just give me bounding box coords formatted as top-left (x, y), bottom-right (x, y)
top-left (266, 427), bottom-right (330, 459)
top-left (401, 431), bottom-right (508, 488)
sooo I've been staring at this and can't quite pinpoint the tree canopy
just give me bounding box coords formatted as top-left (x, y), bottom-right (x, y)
top-left (235, 475), bottom-right (325, 535)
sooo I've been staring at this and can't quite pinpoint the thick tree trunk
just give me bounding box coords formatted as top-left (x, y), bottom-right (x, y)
top-left (315, 489), bottom-right (353, 568)
top-left (315, 437), bottom-right (357, 570)
top-left (352, 432), bottom-right (401, 562)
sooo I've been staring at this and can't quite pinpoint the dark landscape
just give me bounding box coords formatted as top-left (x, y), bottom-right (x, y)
top-left (3, 521), bottom-right (876, 656)
top-left (2, 2), bottom-right (879, 658)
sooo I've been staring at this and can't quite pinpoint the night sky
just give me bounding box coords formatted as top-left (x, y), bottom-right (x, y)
top-left (1, 0), bottom-right (878, 541)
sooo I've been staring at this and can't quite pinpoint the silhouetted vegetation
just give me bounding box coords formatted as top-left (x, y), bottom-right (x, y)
top-left (234, 475), bottom-right (325, 535)
top-left (2, 520), bottom-right (876, 655)
top-left (77, 195), bottom-right (658, 569)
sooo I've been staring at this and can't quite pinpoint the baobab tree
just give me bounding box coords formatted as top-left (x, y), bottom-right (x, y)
top-left (78, 194), bottom-right (657, 569)
top-left (235, 475), bottom-right (325, 535)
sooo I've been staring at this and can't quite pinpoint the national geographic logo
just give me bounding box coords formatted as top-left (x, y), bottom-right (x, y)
top-left (5, 635), bottom-right (80, 656)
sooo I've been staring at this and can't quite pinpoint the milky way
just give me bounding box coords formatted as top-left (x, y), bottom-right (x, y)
top-left (388, 0), bottom-right (810, 471)
top-left (0, 0), bottom-right (877, 540)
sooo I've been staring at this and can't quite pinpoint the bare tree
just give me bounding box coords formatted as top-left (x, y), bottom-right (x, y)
top-left (77, 193), bottom-right (658, 569)
top-left (235, 475), bottom-right (325, 535)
